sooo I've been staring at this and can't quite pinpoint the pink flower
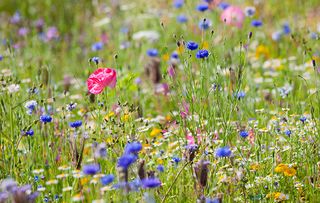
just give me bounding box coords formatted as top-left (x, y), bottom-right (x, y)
top-left (87, 68), bottom-right (117, 94)
top-left (186, 134), bottom-right (195, 145)
top-left (180, 101), bottom-right (189, 119)
top-left (220, 6), bottom-right (245, 28)
top-left (167, 66), bottom-right (175, 78)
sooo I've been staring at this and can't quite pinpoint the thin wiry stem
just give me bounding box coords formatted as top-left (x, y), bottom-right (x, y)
top-left (161, 161), bottom-right (190, 203)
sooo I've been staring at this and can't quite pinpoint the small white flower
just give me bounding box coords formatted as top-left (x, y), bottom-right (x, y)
top-left (132, 30), bottom-right (160, 42)
top-left (7, 84), bottom-right (20, 93)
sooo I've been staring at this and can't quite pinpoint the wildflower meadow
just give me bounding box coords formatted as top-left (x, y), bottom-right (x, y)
top-left (0, 0), bottom-right (320, 202)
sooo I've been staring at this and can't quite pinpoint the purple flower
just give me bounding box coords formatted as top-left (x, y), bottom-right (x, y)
top-left (206, 197), bottom-right (220, 203)
top-left (35, 19), bottom-right (44, 29)
top-left (236, 91), bottom-right (246, 100)
top-left (129, 179), bottom-right (142, 191)
top-left (124, 142), bottom-right (142, 155)
top-left (218, 2), bottom-right (230, 10)
top-left (272, 31), bottom-right (282, 41)
top-left (46, 27), bottom-right (59, 41)
top-left (157, 165), bottom-right (164, 172)
top-left (215, 146), bottom-right (232, 157)
top-left (90, 56), bottom-right (101, 65)
top-left (93, 142), bottom-right (107, 158)
top-left (10, 12), bottom-right (21, 24)
top-left (142, 178), bottom-right (161, 188)
top-left (239, 131), bottom-right (249, 138)
top-left (196, 50), bottom-right (209, 58)
top-left (196, 4), bottom-right (209, 12)
top-left (91, 42), bottom-right (103, 51)
top-left (285, 130), bottom-right (291, 137)
top-left (40, 115), bottom-right (52, 123)
top-left (177, 14), bottom-right (188, 23)
top-left (69, 120), bottom-right (82, 128)
top-left (0, 192), bottom-right (9, 202)
top-left (245, 7), bottom-right (255, 16)
top-left (83, 164), bottom-right (100, 175)
top-left (199, 19), bottom-right (211, 30)
top-left (299, 116), bottom-right (307, 123)
top-left (171, 52), bottom-right (179, 59)
top-left (251, 20), bottom-right (263, 27)
top-left (146, 49), bottom-right (158, 57)
top-left (26, 129), bottom-right (34, 136)
top-left (101, 174), bottom-right (114, 185)
top-left (173, 0), bottom-right (184, 8)
top-left (117, 154), bottom-right (137, 169)
top-left (282, 23), bottom-right (291, 35)
top-left (18, 27), bottom-right (29, 36)
top-left (172, 156), bottom-right (181, 164)
top-left (186, 41), bottom-right (199, 51)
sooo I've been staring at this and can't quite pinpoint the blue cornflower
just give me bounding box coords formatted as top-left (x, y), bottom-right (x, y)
top-left (129, 179), bottom-right (142, 191)
top-left (251, 20), bottom-right (263, 27)
top-left (142, 178), bottom-right (161, 188)
top-left (146, 49), bottom-right (158, 57)
top-left (66, 103), bottom-right (77, 111)
top-left (26, 129), bottom-right (34, 136)
top-left (285, 130), bottom-right (291, 137)
top-left (272, 31), bottom-right (282, 41)
top-left (91, 42), bottom-right (103, 51)
top-left (93, 142), bottom-right (107, 158)
top-left (199, 19), bottom-right (211, 30)
top-left (282, 23), bottom-right (291, 35)
top-left (40, 115), bottom-right (52, 123)
top-left (186, 41), bottom-right (199, 51)
top-left (239, 131), bottom-right (249, 138)
top-left (206, 197), bottom-right (220, 203)
top-left (83, 164), bottom-right (100, 175)
top-left (236, 91), bottom-right (246, 100)
top-left (25, 100), bottom-right (37, 115)
top-left (34, 176), bottom-right (39, 182)
top-left (90, 56), bottom-right (101, 64)
top-left (171, 52), bottom-right (179, 59)
top-left (299, 116), bottom-right (307, 123)
top-left (157, 165), bottom-right (165, 172)
top-left (245, 7), bottom-right (255, 16)
top-left (215, 146), bottom-right (232, 158)
top-left (196, 50), bottom-right (209, 59)
top-left (196, 4), bottom-right (209, 12)
top-left (218, 2), bottom-right (230, 10)
top-left (117, 154), bottom-right (137, 169)
top-left (54, 195), bottom-right (59, 200)
top-left (173, 0), bottom-right (184, 8)
top-left (112, 182), bottom-right (127, 190)
top-left (120, 27), bottom-right (129, 34)
top-left (69, 120), bottom-right (82, 128)
top-left (172, 156), bottom-right (181, 164)
top-left (310, 32), bottom-right (318, 40)
top-left (0, 55), bottom-right (3, 61)
top-left (124, 142), bottom-right (142, 154)
top-left (186, 144), bottom-right (198, 152)
top-left (177, 14), bottom-right (188, 23)
top-left (101, 174), bottom-right (114, 185)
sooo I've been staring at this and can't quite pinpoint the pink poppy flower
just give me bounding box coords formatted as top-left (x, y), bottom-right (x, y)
top-left (220, 6), bottom-right (245, 28)
top-left (87, 68), bottom-right (117, 94)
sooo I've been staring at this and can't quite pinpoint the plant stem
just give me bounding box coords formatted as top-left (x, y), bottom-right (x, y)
top-left (161, 161), bottom-right (190, 203)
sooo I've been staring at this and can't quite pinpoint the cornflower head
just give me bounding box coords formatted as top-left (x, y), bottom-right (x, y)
top-left (40, 115), bottom-right (52, 123)
top-left (215, 146), bottom-right (232, 158)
